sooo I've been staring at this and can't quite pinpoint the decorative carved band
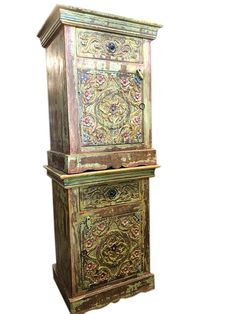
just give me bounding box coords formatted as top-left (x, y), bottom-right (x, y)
top-left (80, 180), bottom-right (142, 210)
top-left (77, 30), bottom-right (143, 62)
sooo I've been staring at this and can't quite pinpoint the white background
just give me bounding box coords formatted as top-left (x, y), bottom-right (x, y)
top-left (0, 0), bottom-right (235, 313)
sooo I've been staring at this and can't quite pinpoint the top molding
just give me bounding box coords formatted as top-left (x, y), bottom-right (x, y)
top-left (37, 5), bottom-right (163, 47)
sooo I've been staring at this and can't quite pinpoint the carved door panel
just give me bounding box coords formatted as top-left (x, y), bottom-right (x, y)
top-left (80, 209), bottom-right (144, 289)
top-left (78, 69), bottom-right (144, 147)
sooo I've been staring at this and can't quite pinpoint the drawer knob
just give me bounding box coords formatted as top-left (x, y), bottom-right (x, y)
top-left (107, 187), bottom-right (118, 199)
top-left (107, 42), bottom-right (116, 53)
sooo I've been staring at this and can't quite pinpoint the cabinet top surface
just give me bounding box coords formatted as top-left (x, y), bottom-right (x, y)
top-left (37, 5), bottom-right (162, 47)
top-left (45, 165), bottom-right (160, 188)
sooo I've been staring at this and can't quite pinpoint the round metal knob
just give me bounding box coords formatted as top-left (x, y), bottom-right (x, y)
top-left (107, 187), bottom-right (118, 199)
top-left (107, 42), bottom-right (116, 53)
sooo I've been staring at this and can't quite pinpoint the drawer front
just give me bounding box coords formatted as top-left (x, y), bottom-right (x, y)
top-left (80, 180), bottom-right (143, 211)
top-left (78, 69), bottom-right (144, 147)
top-left (77, 29), bottom-right (143, 63)
top-left (80, 209), bottom-right (144, 289)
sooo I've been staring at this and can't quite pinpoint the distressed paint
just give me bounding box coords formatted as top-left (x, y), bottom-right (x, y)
top-left (38, 5), bottom-right (161, 174)
top-left (48, 149), bottom-right (156, 174)
top-left (37, 5), bottom-right (162, 47)
top-left (39, 6), bottom-right (161, 314)
top-left (53, 265), bottom-right (154, 314)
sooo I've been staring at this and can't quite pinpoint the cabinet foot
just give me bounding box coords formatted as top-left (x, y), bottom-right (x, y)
top-left (53, 264), bottom-right (155, 314)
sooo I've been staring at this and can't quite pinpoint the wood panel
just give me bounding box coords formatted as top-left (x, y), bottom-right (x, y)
top-left (52, 181), bottom-right (72, 295)
top-left (46, 27), bottom-right (69, 154)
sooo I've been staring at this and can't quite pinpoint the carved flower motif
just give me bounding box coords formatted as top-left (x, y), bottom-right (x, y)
top-left (96, 132), bottom-right (104, 141)
top-left (86, 261), bottom-right (96, 271)
top-left (134, 92), bottom-right (141, 101)
top-left (121, 218), bottom-right (130, 227)
top-left (120, 265), bottom-right (131, 275)
top-left (121, 131), bottom-right (130, 140)
top-left (121, 77), bottom-right (130, 87)
top-left (85, 238), bottom-right (93, 249)
top-left (131, 225), bottom-right (140, 238)
top-left (131, 249), bottom-right (141, 260)
top-left (97, 223), bottom-right (106, 231)
top-left (99, 232), bottom-right (129, 266)
top-left (83, 116), bottom-right (93, 127)
top-left (84, 90), bottom-right (92, 100)
top-left (133, 116), bottom-right (140, 125)
top-left (99, 271), bottom-right (109, 281)
top-left (96, 74), bottom-right (105, 85)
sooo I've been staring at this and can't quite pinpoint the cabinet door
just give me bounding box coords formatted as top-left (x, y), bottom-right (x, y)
top-left (78, 68), bottom-right (144, 147)
top-left (80, 207), bottom-right (145, 289)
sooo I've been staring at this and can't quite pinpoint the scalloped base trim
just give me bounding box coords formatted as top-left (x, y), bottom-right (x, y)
top-left (53, 264), bottom-right (155, 314)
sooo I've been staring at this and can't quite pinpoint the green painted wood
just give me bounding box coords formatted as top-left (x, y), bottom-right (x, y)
top-left (45, 165), bottom-right (158, 188)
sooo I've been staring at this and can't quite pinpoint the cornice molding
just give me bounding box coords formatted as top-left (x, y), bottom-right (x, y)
top-left (37, 5), bottom-right (163, 47)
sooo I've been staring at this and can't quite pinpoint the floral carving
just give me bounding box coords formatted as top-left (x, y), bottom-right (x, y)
top-left (78, 70), bottom-right (144, 146)
top-left (77, 30), bottom-right (143, 62)
top-left (80, 213), bottom-right (143, 288)
top-left (80, 180), bottom-right (141, 210)
top-left (98, 231), bottom-right (130, 267)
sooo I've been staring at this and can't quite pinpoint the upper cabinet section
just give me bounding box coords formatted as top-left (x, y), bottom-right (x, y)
top-left (38, 5), bottom-right (162, 173)
top-left (38, 5), bottom-right (162, 48)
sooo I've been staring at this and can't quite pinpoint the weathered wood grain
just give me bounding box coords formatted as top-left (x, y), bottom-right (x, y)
top-left (46, 28), bottom-right (70, 154)
top-left (48, 149), bottom-right (157, 174)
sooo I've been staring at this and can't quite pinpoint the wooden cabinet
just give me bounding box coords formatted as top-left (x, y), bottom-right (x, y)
top-left (38, 5), bottom-right (162, 174)
top-left (39, 5), bottom-right (161, 314)
top-left (46, 165), bottom-right (159, 313)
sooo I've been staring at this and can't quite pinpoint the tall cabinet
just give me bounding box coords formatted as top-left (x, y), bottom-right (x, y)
top-left (38, 5), bottom-right (161, 314)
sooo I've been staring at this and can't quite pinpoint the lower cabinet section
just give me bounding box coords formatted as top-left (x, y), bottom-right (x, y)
top-left (48, 165), bottom-right (157, 314)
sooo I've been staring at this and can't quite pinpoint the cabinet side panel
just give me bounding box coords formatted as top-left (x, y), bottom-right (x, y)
top-left (69, 187), bottom-right (82, 296)
top-left (143, 39), bottom-right (152, 148)
top-left (143, 178), bottom-right (150, 272)
top-left (64, 26), bottom-right (80, 153)
top-left (52, 181), bottom-right (72, 295)
top-left (46, 27), bottom-right (69, 153)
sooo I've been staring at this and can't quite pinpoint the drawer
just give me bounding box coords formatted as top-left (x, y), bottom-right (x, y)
top-left (79, 179), bottom-right (143, 211)
top-left (77, 29), bottom-right (143, 63)
top-left (80, 207), bottom-right (144, 289)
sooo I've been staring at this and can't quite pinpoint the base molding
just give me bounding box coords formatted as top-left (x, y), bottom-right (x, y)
top-left (53, 264), bottom-right (155, 314)
top-left (48, 149), bottom-right (156, 174)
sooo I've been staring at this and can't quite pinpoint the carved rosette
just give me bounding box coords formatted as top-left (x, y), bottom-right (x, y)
top-left (78, 70), bottom-right (144, 146)
top-left (80, 212), bottom-right (143, 288)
